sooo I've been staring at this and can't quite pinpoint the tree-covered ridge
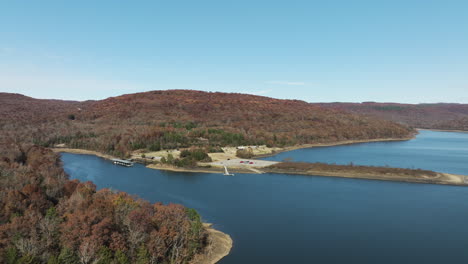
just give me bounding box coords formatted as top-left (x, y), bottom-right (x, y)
top-left (317, 102), bottom-right (468, 131)
top-left (0, 90), bottom-right (413, 158)
top-left (0, 90), bottom-right (418, 263)
top-left (0, 145), bottom-right (207, 263)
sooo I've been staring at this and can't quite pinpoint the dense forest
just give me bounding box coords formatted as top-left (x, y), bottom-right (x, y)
top-left (0, 90), bottom-right (413, 158)
top-left (318, 102), bottom-right (468, 131)
top-left (0, 144), bottom-right (207, 263)
top-left (0, 90), bottom-right (415, 263)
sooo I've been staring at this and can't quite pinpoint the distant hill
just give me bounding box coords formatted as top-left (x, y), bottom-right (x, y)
top-left (0, 90), bottom-right (412, 157)
top-left (0, 93), bottom-right (81, 122)
top-left (0, 95), bottom-right (208, 264)
top-left (317, 102), bottom-right (468, 131)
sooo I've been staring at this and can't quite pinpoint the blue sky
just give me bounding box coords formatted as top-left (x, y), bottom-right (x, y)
top-left (1, 0), bottom-right (467, 103)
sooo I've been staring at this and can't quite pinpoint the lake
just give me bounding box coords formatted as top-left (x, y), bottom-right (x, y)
top-left (62, 130), bottom-right (468, 264)
top-left (262, 130), bottom-right (468, 175)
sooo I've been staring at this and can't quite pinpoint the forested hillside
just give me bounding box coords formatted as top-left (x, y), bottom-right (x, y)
top-left (0, 90), bottom-right (415, 263)
top-left (0, 145), bottom-right (206, 263)
top-left (318, 102), bottom-right (468, 131)
top-left (1, 90), bottom-right (413, 158)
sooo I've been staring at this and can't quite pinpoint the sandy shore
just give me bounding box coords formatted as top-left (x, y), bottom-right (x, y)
top-left (52, 148), bottom-right (118, 160)
top-left (440, 173), bottom-right (467, 185)
top-left (417, 128), bottom-right (468, 133)
top-left (262, 167), bottom-right (468, 186)
top-left (191, 224), bottom-right (233, 264)
top-left (147, 163), bottom-right (222, 174)
top-left (147, 163), bottom-right (257, 174)
top-left (255, 136), bottom-right (416, 158)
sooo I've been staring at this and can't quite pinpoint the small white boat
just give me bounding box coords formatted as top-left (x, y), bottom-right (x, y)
top-left (224, 166), bottom-right (234, 176)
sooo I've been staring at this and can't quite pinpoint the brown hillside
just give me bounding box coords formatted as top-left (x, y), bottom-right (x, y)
top-left (318, 102), bottom-right (468, 131)
top-left (0, 90), bottom-right (413, 157)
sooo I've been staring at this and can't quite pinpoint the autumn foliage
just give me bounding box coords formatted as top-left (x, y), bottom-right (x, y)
top-left (0, 90), bottom-right (413, 158)
top-left (318, 102), bottom-right (468, 131)
top-left (0, 145), bottom-right (207, 263)
top-left (0, 90), bottom-right (417, 263)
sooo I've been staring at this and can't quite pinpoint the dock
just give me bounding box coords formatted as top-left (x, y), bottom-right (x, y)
top-left (112, 159), bottom-right (134, 167)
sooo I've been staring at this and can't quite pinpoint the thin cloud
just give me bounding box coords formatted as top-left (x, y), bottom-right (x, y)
top-left (250, 89), bottom-right (272, 95)
top-left (238, 89), bottom-right (273, 96)
top-left (266, 81), bottom-right (305, 86)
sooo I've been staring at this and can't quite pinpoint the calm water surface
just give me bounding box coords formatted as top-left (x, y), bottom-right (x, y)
top-left (262, 130), bottom-right (468, 175)
top-left (62, 130), bottom-right (468, 264)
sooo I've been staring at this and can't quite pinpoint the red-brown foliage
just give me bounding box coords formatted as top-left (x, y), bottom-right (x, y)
top-left (0, 146), bottom-right (207, 263)
top-left (318, 102), bottom-right (468, 131)
top-left (0, 90), bottom-right (418, 262)
top-left (1, 90), bottom-right (413, 158)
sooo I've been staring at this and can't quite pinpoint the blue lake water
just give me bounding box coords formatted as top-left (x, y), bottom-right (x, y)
top-left (262, 130), bottom-right (468, 175)
top-left (62, 130), bottom-right (468, 264)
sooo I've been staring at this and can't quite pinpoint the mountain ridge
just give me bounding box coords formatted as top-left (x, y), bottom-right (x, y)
top-left (317, 102), bottom-right (468, 131)
top-left (1, 90), bottom-right (413, 157)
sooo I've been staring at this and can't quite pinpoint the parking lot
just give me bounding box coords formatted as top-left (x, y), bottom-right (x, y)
top-left (209, 158), bottom-right (279, 168)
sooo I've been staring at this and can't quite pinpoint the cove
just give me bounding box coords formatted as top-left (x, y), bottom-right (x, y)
top-left (61, 130), bottom-right (468, 264)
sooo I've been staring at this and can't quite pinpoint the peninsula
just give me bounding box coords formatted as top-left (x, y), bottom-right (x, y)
top-left (2, 90), bottom-right (467, 263)
top-left (54, 136), bottom-right (468, 187)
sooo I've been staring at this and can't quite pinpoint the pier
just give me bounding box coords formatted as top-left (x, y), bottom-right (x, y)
top-left (112, 159), bottom-right (134, 167)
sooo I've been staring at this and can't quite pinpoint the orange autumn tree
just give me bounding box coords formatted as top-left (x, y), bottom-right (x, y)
top-left (0, 145), bottom-right (208, 263)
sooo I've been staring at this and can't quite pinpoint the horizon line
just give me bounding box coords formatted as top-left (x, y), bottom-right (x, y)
top-left (1, 89), bottom-right (466, 105)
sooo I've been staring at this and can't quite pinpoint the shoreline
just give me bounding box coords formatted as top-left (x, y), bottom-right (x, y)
top-left (53, 149), bottom-right (233, 264)
top-left (147, 163), bottom-right (257, 174)
top-left (262, 167), bottom-right (467, 186)
top-left (191, 224), bottom-right (233, 264)
top-left (51, 132), bottom-right (467, 263)
top-left (148, 162), bottom-right (468, 187)
top-left (417, 128), bottom-right (468, 133)
top-left (254, 135), bottom-right (416, 159)
top-left (52, 148), bottom-right (118, 160)
top-left (51, 133), bottom-right (468, 187)
top-left (53, 136), bottom-right (415, 163)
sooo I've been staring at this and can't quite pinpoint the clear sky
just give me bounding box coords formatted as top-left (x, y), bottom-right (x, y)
top-left (1, 0), bottom-right (467, 103)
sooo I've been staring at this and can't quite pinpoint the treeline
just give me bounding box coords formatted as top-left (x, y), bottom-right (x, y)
top-left (0, 90), bottom-right (419, 263)
top-left (0, 145), bottom-right (207, 263)
top-left (267, 162), bottom-right (438, 178)
top-left (0, 91), bottom-right (413, 158)
top-left (318, 102), bottom-right (468, 131)
top-left (160, 148), bottom-right (212, 167)
top-left (433, 116), bottom-right (468, 131)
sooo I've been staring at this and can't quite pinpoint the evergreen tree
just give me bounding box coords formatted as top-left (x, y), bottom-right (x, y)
top-left (135, 245), bottom-right (150, 264)
top-left (58, 248), bottom-right (80, 264)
